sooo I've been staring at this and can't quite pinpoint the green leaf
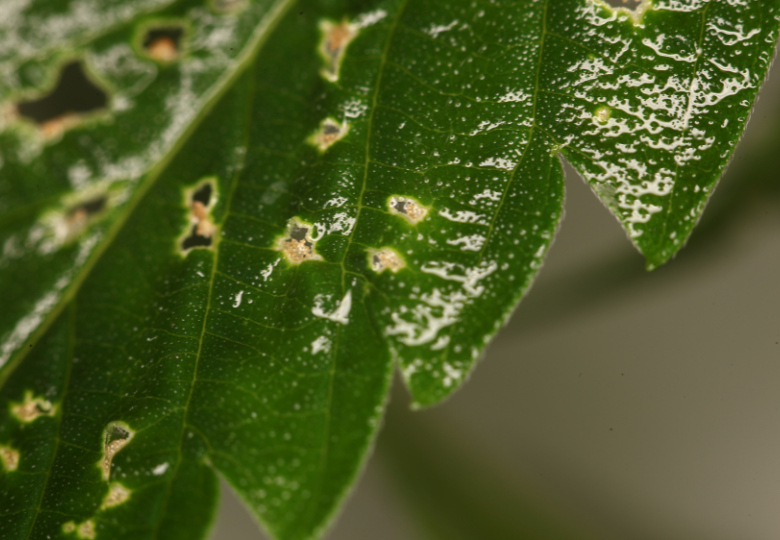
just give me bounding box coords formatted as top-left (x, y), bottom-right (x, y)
top-left (1, 1), bottom-right (778, 540)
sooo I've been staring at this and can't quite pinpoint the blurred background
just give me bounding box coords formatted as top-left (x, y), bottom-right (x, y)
top-left (212, 42), bottom-right (780, 540)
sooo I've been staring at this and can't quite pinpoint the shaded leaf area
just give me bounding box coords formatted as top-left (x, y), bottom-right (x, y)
top-left (0, 0), bottom-right (292, 374)
top-left (1, 2), bottom-right (779, 540)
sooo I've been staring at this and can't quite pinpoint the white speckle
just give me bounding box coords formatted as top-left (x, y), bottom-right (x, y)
top-left (152, 462), bottom-right (169, 476)
top-left (233, 290), bottom-right (244, 308)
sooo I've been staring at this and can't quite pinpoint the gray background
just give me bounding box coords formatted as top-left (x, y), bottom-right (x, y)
top-left (212, 45), bottom-right (780, 540)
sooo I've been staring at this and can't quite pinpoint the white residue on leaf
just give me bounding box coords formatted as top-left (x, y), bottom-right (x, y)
top-left (312, 212), bottom-right (356, 240)
top-left (479, 156), bottom-right (516, 170)
top-left (426, 20), bottom-right (459, 38)
top-left (324, 196), bottom-right (348, 208)
top-left (420, 260), bottom-right (497, 297)
top-left (386, 260), bottom-right (497, 347)
top-left (352, 9), bottom-right (387, 29)
top-left (439, 208), bottom-right (487, 225)
top-left (497, 90), bottom-right (531, 103)
top-left (261, 259), bottom-right (280, 282)
top-left (233, 290), bottom-right (244, 308)
top-left (152, 462), bottom-right (169, 476)
top-left (340, 98), bottom-right (368, 119)
top-left (442, 362), bottom-right (463, 388)
top-left (469, 189), bottom-right (502, 205)
top-left (446, 234), bottom-right (486, 252)
top-left (312, 290), bottom-right (352, 325)
top-left (386, 288), bottom-right (467, 347)
top-left (311, 336), bottom-right (331, 355)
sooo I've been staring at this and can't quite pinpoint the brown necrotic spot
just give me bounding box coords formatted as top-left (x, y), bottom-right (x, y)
top-left (276, 218), bottom-right (322, 264)
top-left (369, 247), bottom-right (405, 273)
top-left (100, 422), bottom-right (134, 481)
top-left (15, 61), bottom-right (108, 139)
top-left (11, 391), bottom-right (57, 423)
top-left (0, 445), bottom-right (20, 471)
top-left (319, 20), bottom-right (356, 82)
top-left (181, 179), bottom-right (218, 252)
top-left (143, 26), bottom-right (184, 62)
top-left (388, 196), bottom-right (428, 225)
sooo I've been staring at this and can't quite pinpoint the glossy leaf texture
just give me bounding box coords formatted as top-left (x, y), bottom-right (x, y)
top-left (1, 2), bottom-right (778, 540)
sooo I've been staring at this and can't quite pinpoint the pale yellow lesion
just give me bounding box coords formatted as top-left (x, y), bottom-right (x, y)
top-left (594, 106), bottom-right (612, 124)
top-left (0, 445), bottom-right (20, 471)
top-left (10, 391), bottom-right (57, 423)
top-left (307, 117), bottom-right (349, 152)
top-left (78, 520), bottom-right (96, 539)
top-left (388, 196), bottom-right (429, 225)
top-left (274, 218), bottom-right (323, 265)
top-left (100, 422), bottom-right (134, 481)
top-left (368, 247), bottom-right (406, 273)
top-left (319, 19), bottom-right (357, 82)
top-left (62, 518), bottom-right (96, 538)
top-left (101, 482), bottom-right (131, 509)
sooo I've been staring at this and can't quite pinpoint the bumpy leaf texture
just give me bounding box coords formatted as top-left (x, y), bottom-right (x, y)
top-left (1, 1), bottom-right (778, 539)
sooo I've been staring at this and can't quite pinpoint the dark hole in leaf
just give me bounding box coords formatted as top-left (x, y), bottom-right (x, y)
top-left (192, 183), bottom-right (212, 206)
top-left (393, 200), bottom-right (408, 214)
top-left (289, 224), bottom-right (313, 248)
top-left (181, 226), bottom-right (213, 249)
top-left (181, 183), bottom-right (215, 251)
top-left (105, 425), bottom-right (130, 445)
top-left (68, 196), bottom-right (107, 219)
top-left (372, 254), bottom-right (381, 266)
top-left (603, 0), bottom-right (643, 8)
top-left (290, 225), bottom-right (308, 241)
top-left (322, 123), bottom-right (340, 136)
top-left (16, 61), bottom-right (107, 124)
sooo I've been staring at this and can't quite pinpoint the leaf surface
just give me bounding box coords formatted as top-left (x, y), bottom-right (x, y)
top-left (1, 1), bottom-right (778, 540)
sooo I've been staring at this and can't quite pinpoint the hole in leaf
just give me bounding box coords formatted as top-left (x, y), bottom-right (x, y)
top-left (143, 26), bottom-right (184, 62)
top-left (388, 196), bottom-right (428, 224)
top-left (181, 180), bottom-right (217, 252)
top-left (276, 218), bottom-right (322, 264)
top-left (191, 183), bottom-right (212, 206)
top-left (15, 61), bottom-right (107, 138)
top-left (101, 422), bottom-right (134, 481)
top-left (308, 117), bottom-right (349, 152)
top-left (369, 247), bottom-right (405, 273)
